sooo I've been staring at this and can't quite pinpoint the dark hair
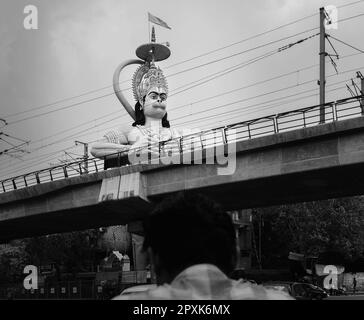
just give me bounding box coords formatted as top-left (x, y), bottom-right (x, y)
top-left (132, 100), bottom-right (170, 128)
top-left (143, 192), bottom-right (237, 277)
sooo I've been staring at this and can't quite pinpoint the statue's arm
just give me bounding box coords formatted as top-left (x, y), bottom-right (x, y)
top-left (90, 137), bottom-right (131, 158)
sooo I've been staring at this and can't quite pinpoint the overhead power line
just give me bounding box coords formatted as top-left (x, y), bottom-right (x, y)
top-left (2, 62), bottom-right (362, 168)
top-left (1, 10), bottom-right (364, 173)
top-left (8, 50), bottom-right (364, 153)
top-left (170, 33), bottom-right (319, 97)
top-left (6, 31), bottom-right (316, 127)
top-left (327, 34), bottom-right (364, 54)
top-left (167, 0), bottom-right (363, 67)
top-left (167, 28), bottom-right (319, 79)
top-left (3, 11), bottom-right (363, 125)
top-left (177, 82), bottom-right (349, 128)
top-left (0, 75), bottom-right (355, 178)
top-left (171, 77), bottom-right (352, 125)
top-left (7, 91), bottom-right (119, 126)
top-left (16, 37), bottom-right (319, 156)
top-left (337, 0), bottom-right (364, 9)
top-left (29, 109), bottom-right (123, 145)
top-left (181, 84), bottom-right (348, 130)
top-left (167, 13), bottom-right (317, 68)
top-left (5, 29), bottom-right (318, 125)
top-left (0, 83), bottom-right (351, 179)
top-left (9, 64), bottom-right (361, 164)
top-left (0, 132), bottom-right (30, 157)
top-left (0, 73), bottom-right (355, 176)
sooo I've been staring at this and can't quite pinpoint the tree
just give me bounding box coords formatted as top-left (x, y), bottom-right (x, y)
top-left (0, 241), bottom-right (29, 284)
top-left (253, 196), bottom-right (364, 269)
top-left (23, 229), bottom-right (103, 276)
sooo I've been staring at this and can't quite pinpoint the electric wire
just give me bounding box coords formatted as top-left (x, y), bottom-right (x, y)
top-left (0, 76), bottom-right (354, 176)
top-left (327, 34), bottom-right (364, 54)
top-left (5, 30), bottom-right (315, 125)
top-left (180, 83), bottom-right (349, 129)
top-left (3, 10), bottom-right (363, 123)
top-left (2, 63), bottom-right (359, 169)
top-left (1, 61), bottom-right (362, 172)
top-left (2, 10), bottom-right (364, 172)
top-left (0, 84), bottom-right (352, 179)
top-left (3, 26), bottom-right (318, 121)
top-left (171, 78), bottom-right (354, 125)
top-left (7, 50), bottom-right (364, 152)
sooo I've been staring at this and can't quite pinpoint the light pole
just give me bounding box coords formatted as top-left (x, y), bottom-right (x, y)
top-left (319, 7), bottom-right (327, 123)
top-left (75, 140), bottom-right (89, 173)
top-left (357, 71), bottom-right (364, 115)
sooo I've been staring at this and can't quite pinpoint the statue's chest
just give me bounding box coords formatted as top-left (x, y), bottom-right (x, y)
top-left (139, 127), bottom-right (172, 141)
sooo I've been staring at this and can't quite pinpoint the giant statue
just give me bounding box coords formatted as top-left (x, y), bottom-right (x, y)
top-left (91, 27), bottom-right (183, 162)
top-left (91, 26), bottom-right (184, 271)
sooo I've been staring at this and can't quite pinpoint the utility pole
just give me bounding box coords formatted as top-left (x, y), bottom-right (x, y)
top-left (319, 7), bottom-right (327, 124)
top-left (75, 140), bottom-right (89, 173)
top-left (357, 71), bottom-right (364, 115)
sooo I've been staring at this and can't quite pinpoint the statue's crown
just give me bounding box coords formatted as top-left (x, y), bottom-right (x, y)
top-left (132, 63), bottom-right (168, 104)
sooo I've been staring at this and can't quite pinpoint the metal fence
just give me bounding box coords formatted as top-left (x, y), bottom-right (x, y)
top-left (0, 281), bottom-right (100, 300)
top-left (1, 95), bottom-right (363, 194)
top-left (0, 270), bottom-right (152, 300)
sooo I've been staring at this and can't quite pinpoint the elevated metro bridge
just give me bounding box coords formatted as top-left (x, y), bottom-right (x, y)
top-left (1, 96), bottom-right (364, 242)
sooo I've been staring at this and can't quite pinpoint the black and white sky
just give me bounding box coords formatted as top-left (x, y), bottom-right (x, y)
top-left (1, 0), bottom-right (364, 179)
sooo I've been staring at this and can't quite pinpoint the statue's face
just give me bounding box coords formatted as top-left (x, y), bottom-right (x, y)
top-left (142, 86), bottom-right (167, 120)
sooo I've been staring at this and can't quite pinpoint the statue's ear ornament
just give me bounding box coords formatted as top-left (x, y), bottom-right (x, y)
top-left (113, 26), bottom-right (171, 120)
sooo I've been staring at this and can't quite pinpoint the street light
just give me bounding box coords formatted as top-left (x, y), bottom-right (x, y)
top-left (75, 140), bottom-right (89, 173)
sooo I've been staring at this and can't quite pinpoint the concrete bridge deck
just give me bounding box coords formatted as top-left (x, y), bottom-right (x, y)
top-left (1, 116), bottom-right (364, 242)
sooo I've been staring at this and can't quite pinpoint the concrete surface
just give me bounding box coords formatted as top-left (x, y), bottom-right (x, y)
top-left (1, 116), bottom-right (364, 242)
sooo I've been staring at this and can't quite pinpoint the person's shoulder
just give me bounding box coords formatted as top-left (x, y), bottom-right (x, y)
top-left (112, 284), bottom-right (175, 300)
top-left (262, 286), bottom-right (293, 300)
top-left (232, 280), bottom-right (293, 300)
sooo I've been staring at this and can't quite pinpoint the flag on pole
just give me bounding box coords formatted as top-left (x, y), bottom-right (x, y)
top-left (148, 12), bottom-right (171, 29)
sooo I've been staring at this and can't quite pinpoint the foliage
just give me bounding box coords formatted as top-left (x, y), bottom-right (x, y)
top-left (2, 196), bottom-right (364, 283)
top-left (0, 241), bottom-right (29, 283)
top-left (24, 229), bottom-right (102, 274)
top-left (253, 196), bottom-right (364, 268)
top-left (0, 229), bottom-right (105, 284)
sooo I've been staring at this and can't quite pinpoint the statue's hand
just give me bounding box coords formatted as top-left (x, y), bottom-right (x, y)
top-left (129, 132), bottom-right (162, 161)
top-left (131, 133), bottom-right (158, 148)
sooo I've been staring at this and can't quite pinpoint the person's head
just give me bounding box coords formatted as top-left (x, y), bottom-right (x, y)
top-left (132, 86), bottom-right (170, 127)
top-left (143, 192), bottom-right (237, 284)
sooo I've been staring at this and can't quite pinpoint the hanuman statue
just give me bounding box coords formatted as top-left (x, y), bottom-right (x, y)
top-left (91, 27), bottom-right (183, 161)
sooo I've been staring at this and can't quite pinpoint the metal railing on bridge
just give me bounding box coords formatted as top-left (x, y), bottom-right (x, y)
top-left (1, 95), bottom-right (363, 194)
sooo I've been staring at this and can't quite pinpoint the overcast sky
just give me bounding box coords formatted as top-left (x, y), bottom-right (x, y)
top-left (1, 0), bottom-right (364, 179)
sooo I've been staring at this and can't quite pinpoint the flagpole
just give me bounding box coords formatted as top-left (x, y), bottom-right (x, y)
top-left (148, 14), bottom-right (150, 42)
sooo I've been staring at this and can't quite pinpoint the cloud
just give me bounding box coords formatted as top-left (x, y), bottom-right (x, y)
top-left (0, 29), bottom-right (14, 85)
top-left (47, 1), bottom-right (133, 82)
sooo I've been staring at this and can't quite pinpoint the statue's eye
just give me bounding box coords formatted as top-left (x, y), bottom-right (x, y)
top-left (149, 93), bottom-right (158, 100)
top-left (160, 94), bottom-right (167, 101)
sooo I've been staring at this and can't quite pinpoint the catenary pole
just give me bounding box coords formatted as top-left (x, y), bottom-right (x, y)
top-left (319, 7), bottom-right (326, 123)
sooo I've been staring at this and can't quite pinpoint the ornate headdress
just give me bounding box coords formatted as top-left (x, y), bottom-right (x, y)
top-left (113, 25), bottom-right (171, 120)
top-left (132, 63), bottom-right (168, 105)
